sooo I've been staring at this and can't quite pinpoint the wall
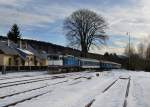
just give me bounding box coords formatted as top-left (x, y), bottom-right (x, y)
top-left (40, 59), bottom-right (48, 66)
top-left (0, 54), bottom-right (4, 65)
top-left (0, 54), bottom-right (48, 66)
top-left (24, 55), bottom-right (35, 66)
top-left (3, 54), bottom-right (15, 66)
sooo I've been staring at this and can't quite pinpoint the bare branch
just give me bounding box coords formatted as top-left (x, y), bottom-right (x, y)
top-left (63, 9), bottom-right (108, 57)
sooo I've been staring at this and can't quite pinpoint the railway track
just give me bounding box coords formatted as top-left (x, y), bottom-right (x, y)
top-left (123, 76), bottom-right (131, 107)
top-left (0, 80), bottom-right (68, 99)
top-left (0, 73), bottom-right (131, 107)
top-left (0, 74), bottom-right (91, 89)
top-left (0, 76), bottom-right (51, 85)
top-left (0, 73), bottom-right (48, 81)
top-left (0, 75), bottom-right (92, 107)
top-left (85, 99), bottom-right (95, 107)
top-left (84, 78), bottom-right (120, 107)
top-left (0, 74), bottom-right (66, 85)
top-left (1, 90), bottom-right (52, 107)
top-left (85, 75), bottom-right (131, 107)
top-left (102, 78), bottom-right (119, 93)
top-left (0, 77), bottom-right (53, 89)
top-left (0, 75), bottom-right (67, 89)
top-left (0, 75), bottom-right (91, 99)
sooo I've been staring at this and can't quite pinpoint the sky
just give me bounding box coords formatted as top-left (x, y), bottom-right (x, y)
top-left (0, 0), bottom-right (150, 55)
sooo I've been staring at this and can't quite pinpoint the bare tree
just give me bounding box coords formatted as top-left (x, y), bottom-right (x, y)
top-left (146, 43), bottom-right (150, 59)
top-left (124, 43), bottom-right (137, 70)
top-left (63, 9), bottom-right (108, 57)
top-left (124, 43), bottom-right (136, 57)
top-left (138, 43), bottom-right (145, 58)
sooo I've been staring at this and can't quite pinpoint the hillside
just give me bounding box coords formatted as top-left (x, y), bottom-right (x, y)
top-left (0, 36), bottom-right (125, 65)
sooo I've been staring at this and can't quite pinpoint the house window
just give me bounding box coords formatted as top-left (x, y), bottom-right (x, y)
top-left (21, 59), bottom-right (25, 66)
top-left (30, 58), bottom-right (33, 61)
top-left (34, 56), bottom-right (37, 66)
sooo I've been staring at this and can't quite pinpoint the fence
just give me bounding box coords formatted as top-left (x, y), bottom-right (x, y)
top-left (0, 66), bottom-right (48, 74)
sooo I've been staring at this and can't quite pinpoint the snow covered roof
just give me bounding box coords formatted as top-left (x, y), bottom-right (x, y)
top-left (0, 40), bottom-right (47, 61)
top-left (17, 48), bottom-right (33, 55)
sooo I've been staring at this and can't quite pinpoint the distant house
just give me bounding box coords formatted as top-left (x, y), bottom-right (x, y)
top-left (0, 41), bottom-right (19, 66)
top-left (0, 40), bottom-right (48, 66)
top-left (21, 41), bottom-right (48, 66)
top-left (15, 48), bottom-right (35, 66)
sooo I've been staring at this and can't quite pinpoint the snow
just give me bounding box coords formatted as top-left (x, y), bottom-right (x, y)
top-left (17, 48), bottom-right (33, 55)
top-left (0, 70), bottom-right (150, 107)
top-left (0, 71), bottom-right (48, 78)
top-left (127, 72), bottom-right (150, 107)
top-left (16, 76), bottom-right (117, 107)
top-left (92, 79), bottom-right (128, 107)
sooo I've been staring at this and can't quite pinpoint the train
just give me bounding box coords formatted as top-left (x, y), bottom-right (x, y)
top-left (47, 54), bottom-right (121, 72)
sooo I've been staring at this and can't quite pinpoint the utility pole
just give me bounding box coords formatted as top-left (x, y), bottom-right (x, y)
top-left (127, 32), bottom-right (131, 70)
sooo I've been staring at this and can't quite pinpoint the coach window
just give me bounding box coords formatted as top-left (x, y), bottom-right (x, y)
top-left (21, 59), bottom-right (25, 66)
top-left (53, 56), bottom-right (59, 60)
top-left (48, 56), bottom-right (53, 60)
top-left (59, 56), bottom-right (62, 60)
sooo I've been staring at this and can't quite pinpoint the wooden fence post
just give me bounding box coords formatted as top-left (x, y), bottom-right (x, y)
top-left (18, 66), bottom-right (20, 71)
top-left (30, 66), bottom-right (31, 71)
top-left (2, 65), bottom-right (6, 74)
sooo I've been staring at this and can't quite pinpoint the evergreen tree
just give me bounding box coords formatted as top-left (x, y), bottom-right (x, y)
top-left (7, 24), bottom-right (21, 43)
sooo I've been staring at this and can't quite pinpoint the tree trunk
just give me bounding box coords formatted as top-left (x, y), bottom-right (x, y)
top-left (81, 43), bottom-right (88, 57)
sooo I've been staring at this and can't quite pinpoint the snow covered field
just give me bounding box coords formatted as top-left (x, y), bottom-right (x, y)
top-left (0, 70), bottom-right (150, 107)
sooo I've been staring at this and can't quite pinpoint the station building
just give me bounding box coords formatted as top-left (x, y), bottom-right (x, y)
top-left (0, 40), bottom-right (48, 67)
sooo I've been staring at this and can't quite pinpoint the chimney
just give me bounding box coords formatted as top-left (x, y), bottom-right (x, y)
top-left (20, 39), bottom-right (22, 49)
top-left (7, 39), bottom-right (10, 46)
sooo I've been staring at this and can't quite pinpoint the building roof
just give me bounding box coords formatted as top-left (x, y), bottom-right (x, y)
top-left (0, 41), bottom-right (18, 55)
top-left (0, 40), bottom-right (48, 61)
top-left (0, 40), bottom-right (34, 60)
top-left (27, 45), bottom-right (47, 60)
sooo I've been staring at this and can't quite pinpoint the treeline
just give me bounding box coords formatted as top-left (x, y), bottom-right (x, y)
top-left (124, 43), bottom-right (150, 71)
top-left (103, 52), bottom-right (128, 68)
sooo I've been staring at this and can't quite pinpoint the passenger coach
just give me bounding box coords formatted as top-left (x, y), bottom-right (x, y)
top-left (100, 60), bottom-right (121, 70)
top-left (79, 58), bottom-right (100, 69)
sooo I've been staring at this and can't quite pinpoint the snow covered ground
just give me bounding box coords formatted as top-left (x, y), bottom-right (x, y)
top-left (0, 70), bottom-right (150, 107)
